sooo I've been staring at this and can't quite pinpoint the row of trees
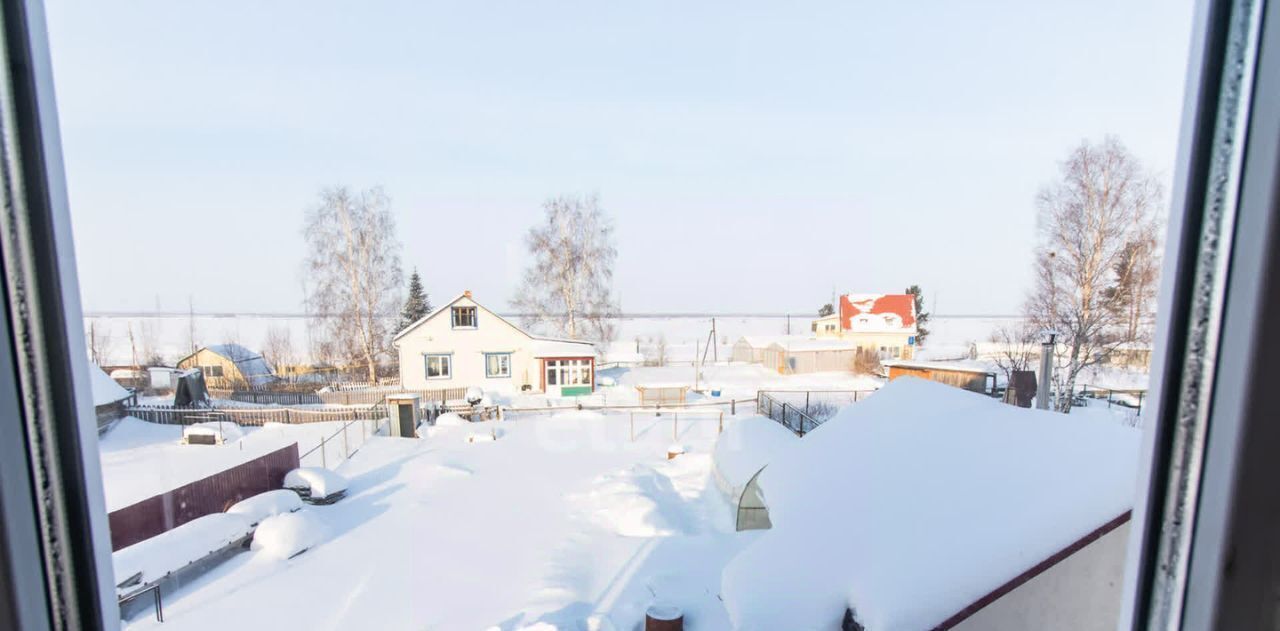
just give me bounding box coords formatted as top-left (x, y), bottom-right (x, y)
top-left (300, 187), bottom-right (619, 383)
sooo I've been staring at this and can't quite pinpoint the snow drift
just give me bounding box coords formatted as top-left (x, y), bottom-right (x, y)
top-left (712, 416), bottom-right (798, 502)
top-left (283, 467), bottom-right (349, 504)
top-left (225, 489), bottom-right (303, 526)
top-left (571, 464), bottom-right (694, 537)
top-left (720, 377), bottom-right (1142, 630)
top-left (113, 513), bottom-right (254, 589)
top-left (251, 511), bottom-right (328, 560)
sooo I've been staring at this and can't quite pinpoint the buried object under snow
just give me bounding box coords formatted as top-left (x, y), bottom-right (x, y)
top-left (283, 467), bottom-right (349, 504)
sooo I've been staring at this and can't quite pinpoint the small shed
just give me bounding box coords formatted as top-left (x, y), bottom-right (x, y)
top-left (91, 363), bottom-right (133, 432)
top-left (883, 359), bottom-right (996, 394)
top-left (386, 393), bottom-right (422, 438)
top-left (635, 384), bottom-right (690, 407)
top-left (762, 339), bottom-right (858, 374)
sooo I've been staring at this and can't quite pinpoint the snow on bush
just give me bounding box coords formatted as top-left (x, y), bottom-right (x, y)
top-left (720, 378), bottom-right (1142, 630)
top-left (113, 513), bottom-right (254, 588)
top-left (596, 375), bottom-right (617, 387)
top-left (711, 417), bottom-right (798, 501)
top-left (283, 467), bottom-right (349, 502)
top-left (570, 464), bottom-right (693, 537)
top-left (434, 412), bottom-right (467, 427)
top-left (225, 489), bottom-right (303, 526)
top-left (465, 386), bottom-right (484, 404)
top-left (181, 421), bottom-right (244, 444)
top-left (251, 511), bottom-right (328, 560)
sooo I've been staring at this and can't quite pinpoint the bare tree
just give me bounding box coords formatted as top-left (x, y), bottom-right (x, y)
top-left (304, 186), bottom-right (403, 383)
top-left (1107, 221), bottom-right (1162, 344)
top-left (134, 320), bottom-right (161, 366)
top-left (989, 322), bottom-right (1040, 385)
top-left (87, 321), bottom-right (113, 366)
top-left (262, 325), bottom-right (296, 374)
top-left (1025, 137), bottom-right (1163, 411)
top-left (512, 193), bottom-right (619, 343)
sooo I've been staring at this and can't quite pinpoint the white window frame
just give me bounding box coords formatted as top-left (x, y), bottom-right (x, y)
top-left (424, 353), bottom-right (452, 379)
top-left (485, 352), bottom-right (511, 378)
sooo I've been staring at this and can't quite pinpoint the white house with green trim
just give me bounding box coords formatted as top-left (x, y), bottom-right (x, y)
top-left (392, 291), bottom-right (597, 397)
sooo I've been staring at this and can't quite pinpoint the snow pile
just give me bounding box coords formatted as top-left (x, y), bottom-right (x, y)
top-left (182, 421), bottom-right (244, 444)
top-left (283, 467), bottom-right (349, 503)
top-left (251, 511), bottom-right (328, 560)
top-left (113, 513), bottom-right (254, 589)
top-left (712, 416), bottom-right (798, 501)
top-left (465, 386), bottom-right (484, 404)
top-left (721, 378), bottom-right (1142, 630)
top-left (466, 432), bottom-right (496, 443)
top-left (570, 464), bottom-right (693, 537)
top-left (225, 490), bottom-right (303, 526)
top-left (91, 362), bottom-right (130, 406)
top-left (434, 412), bottom-right (467, 427)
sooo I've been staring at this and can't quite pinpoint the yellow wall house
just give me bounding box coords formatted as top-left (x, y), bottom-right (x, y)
top-left (177, 344), bottom-right (276, 389)
top-left (809, 293), bottom-right (920, 360)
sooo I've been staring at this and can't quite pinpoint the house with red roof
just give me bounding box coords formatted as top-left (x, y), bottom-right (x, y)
top-left (811, 293), bottom-right (918, 360)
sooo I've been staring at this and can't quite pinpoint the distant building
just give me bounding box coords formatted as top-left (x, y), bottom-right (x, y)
top-left (883, 359), bottom-right (996, 394)
top-left (91, 362), bottom-right (133, 432)
top-left (176, 344), bottom-right (276, 389)
top-left (393, 291), bottom-right (597, 396)
top-left (810, 293), bottom-right (919, 360)
top-left (731, 335), bottom-right (809, 364)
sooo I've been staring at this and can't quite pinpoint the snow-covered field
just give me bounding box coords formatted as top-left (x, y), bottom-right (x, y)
top-left (120, 411), bottom-right (751, 630)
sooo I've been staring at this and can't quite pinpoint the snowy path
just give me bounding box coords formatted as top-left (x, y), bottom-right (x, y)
top-left (122, 413), bottom-right (756, 630)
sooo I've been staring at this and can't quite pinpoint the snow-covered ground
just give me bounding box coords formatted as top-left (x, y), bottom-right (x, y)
top-left (99, 418), bottom-right (377, 510)
top-left (120, 411), bottom-right (752, 630)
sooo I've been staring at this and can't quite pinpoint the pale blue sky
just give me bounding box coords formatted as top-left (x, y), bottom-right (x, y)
top-left (45, 1), bottom-right (1194, 315)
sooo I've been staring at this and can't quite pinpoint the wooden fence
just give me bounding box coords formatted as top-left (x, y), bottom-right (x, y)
top-left (125, 404), bottom-right (386, 426)
top-left (214, 386), bottom-right (468, 406)
top-left (107, 443), bottom-right (299, 551)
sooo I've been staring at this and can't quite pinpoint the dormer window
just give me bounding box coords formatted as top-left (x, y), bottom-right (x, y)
top-left (451, 306), bottom-right (477, 328)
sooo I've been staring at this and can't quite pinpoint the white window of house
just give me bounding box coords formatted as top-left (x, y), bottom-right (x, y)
top-left (201, 365), bottom-right (223, 377)
top-left (486, 353), bottom-right (511, 378)
top-left (425, 354), bottom-right (451, 379)
top-left (451, 306), bottom-right (477, 328)
top-left (545, 359), bottom-right (591, 388)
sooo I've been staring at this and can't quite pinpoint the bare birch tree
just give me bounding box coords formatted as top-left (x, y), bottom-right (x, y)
top-left (512, 193), bottom-right (619, 343)
top-left (263, 325), bottom-right (296, 374)
top-left (304, 186), bottom-right (403, 383)
top-left (1025, 137), bottom-right (1162, 412)
top-left (87, 321), bottom-right (113, 366)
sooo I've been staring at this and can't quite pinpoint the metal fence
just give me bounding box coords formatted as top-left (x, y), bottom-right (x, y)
top-left (125, 404), bottom-right (386, 426)
top-left (106, 443), bottom-right (299, 551)
top-left (757, 392), bottom-right (824, 436)
top-left (298, 416), bottom-right (389, 469)
top-left (757, 389), bottom-right (876, 419)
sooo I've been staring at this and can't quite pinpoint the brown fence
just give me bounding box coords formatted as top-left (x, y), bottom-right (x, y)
top-left (125, 404), bottom-right (386, 426)
top-left (107, 443), bottom-right (300, 551)
top-left (314, 387), bottom-right (468, 406)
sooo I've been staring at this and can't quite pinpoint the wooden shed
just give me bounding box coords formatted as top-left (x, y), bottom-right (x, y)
top-left (883, 360), bottom-right (996, 394)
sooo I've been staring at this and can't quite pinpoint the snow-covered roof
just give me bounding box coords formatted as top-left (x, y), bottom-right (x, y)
top-left (882, 358), bottom-right (996, 375)
top-left (721, 378), bottom-right (1141, 629)
top-left (840, 293), bottom-right (917, 334)
top-left (91, 362), bottom-right (131, 406)
top-left (736, 335), bottom-right (809, 349)
top-left (713, 417), bottom-right (798, 500)
top-left (194, 344), bottom-right (275, 386)
top-left (530, 337), bottom-right (596, 358)
top-left (769, 338), bottom-right (858, 352)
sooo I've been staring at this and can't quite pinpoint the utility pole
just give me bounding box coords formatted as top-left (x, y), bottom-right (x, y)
top-left (711, 317), bottom-right (718, 362)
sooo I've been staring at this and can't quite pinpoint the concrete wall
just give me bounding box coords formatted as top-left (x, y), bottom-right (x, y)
top-left (395, 296), bottom-right (538, 392)
top-left (952, 521), bottom-right (1130, 631)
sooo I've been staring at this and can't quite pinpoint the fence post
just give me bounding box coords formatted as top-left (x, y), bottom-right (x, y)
top-left (719, 411), bottom-right (724, 434)
top-left (731, 399), bottom-right (736, 415)
top-left (805, 391), bottom-right (810, 415)
top-left (320, 437), bottom-right (327, 468)
top-left (285, 409), bottom-right (291, 424)
top-left (673, 413), bottom-right (678, 440)
top-left (630, 412), bottom-right (635, 442)
top-left (343, 422), bottom-right (350, 458)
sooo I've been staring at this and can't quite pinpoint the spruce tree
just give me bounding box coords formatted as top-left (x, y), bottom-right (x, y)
top-left (905, 285), bottom-right (930, 345)
top-left (399, 270), bottom-right (431, 331)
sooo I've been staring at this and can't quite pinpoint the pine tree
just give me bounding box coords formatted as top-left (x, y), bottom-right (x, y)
top-left (905, 285), bottom-right (930, 345)
top-left (399, 270), bottom-right (431, 331)
top-left (818, 303), bottom-right (834, 317)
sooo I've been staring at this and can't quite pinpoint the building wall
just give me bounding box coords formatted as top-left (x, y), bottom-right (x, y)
top-left (177, 348), bottom-right (248, 388)
top-left (952, 521), bottom-right (1130, 631)
top-left (812, 315), bottom-right (841, 338)
top-left (395, 296), bottom-right (540, 392)
top-left (888, 366), bottom-right (988, 393)
top-left (840, 331), bottom-right (915, 360)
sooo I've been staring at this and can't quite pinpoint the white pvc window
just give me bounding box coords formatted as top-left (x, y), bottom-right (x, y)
top-left (425, 354), bottom-right (452, 379)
